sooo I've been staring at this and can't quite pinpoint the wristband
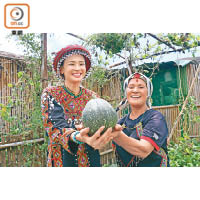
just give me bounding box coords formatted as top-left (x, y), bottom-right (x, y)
top-left (72, 131), bottom-right (84, 144)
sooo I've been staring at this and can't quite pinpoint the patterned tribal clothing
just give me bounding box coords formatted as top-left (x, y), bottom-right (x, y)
top-left (113, 109), bottom-right (170, 167)
top-left (41, 85), bottom-right (100, 167)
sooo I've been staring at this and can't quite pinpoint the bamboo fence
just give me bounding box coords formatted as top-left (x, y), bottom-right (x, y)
top-left (186, 63), bottom-right (200, 103)
top-left (0, 132), bottom-right (46, 167)
top-left (0, 54), bottom-right (34, 135)
top-left (0, 54), bottom-right (47, 167)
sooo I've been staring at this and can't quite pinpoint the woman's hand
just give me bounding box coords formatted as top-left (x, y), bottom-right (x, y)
top-left (75, 123), bottom-right (83, 131)
top-left (110, 124), bottom-right (123, 139)
top-left (76, 126), bottom-right (113, 150)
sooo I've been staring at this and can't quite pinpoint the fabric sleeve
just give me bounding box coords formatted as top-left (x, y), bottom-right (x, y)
top-left (117, 115), bottom-right (127, 125)
top-left (41, 88), bottom-right (78, 154)
top-left (141, 111), bottom-right (169, 151)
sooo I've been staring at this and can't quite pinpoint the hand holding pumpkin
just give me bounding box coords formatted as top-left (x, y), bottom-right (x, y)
top-left (113, 124), bottom-right (123, 131)
top-left (77, 98), bottom-right (120, 149)
top-left (76, 126), bottom-right (114, 149)
top-left (110, 124), bottom-right (123, 139)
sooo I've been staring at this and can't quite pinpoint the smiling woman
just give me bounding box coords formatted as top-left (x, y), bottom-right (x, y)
top-left (60, 54), bottom-right (86, 88)
top-left (41, 44), bottom-right (117, 167)
top-left (111, 72), bottom-right (170, 167)
top-left (126, 78), bottom-right (148, 110)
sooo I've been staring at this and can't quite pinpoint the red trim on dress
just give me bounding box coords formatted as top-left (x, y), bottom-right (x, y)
top-left (135, 127), bottom-right (140, 138)
top-left (140, 136), bottom-right (160, 151)
top-left (112, 143), bottom-right (116, 150)
top-left (127, 155), bottom-right (136, 167)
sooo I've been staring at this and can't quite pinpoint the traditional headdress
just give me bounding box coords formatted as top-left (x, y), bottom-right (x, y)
top-left (116, 72), bottom-right (153, 112)
top-left (53, 44), bottom-right (92, 78)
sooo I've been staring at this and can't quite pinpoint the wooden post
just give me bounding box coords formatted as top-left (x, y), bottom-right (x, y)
top-left (41, 33), bottom-right (48, 89)
top-left (124, 50), bottom-right (132, 76)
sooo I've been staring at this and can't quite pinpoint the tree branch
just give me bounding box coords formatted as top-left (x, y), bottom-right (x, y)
top-left (116, 54), bottom-right (125, 59)
top-left (109, 47), bottom-right (197, 68)
top-left (147, 33), bottom-right (177, 51)
top-left (67, 33), bottom-right (85, 41)
top-left (66, 33), bottom-right (200, 69)
top-left (109, 61), bottom-right (126, 68)
top-left (66, 33), bottom-right (125, 59)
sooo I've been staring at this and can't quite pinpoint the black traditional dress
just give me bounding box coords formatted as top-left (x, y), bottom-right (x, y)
top-left (113, 109), bottom-right (170, 167)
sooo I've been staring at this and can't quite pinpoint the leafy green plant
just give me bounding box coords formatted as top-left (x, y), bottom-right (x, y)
top-left (0, 33), bottom-right (51, 166)
top-left (86, 33), bottom-right (200, 77)
top-left (177, 95), bottom-right (200, 136)
top-left (168, 134), bottom-right (200, 167)
top-left (87, 33), bottom-right (133, 55)
top-left (168, 94), bottom-right (200, 167)
top-left (86, 66), bottom-right (112, 90)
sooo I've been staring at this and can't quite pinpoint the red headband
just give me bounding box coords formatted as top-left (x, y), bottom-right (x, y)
top-left (131, 73), bottom-right (147, 83)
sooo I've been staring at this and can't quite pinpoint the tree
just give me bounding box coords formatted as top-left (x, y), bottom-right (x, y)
top-left (84, 33), bottom-right (200, 76)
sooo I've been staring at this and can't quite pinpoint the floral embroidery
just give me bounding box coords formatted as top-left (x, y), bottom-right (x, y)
top-left (77, 144), bottom-right (90, 167)
top-left (135, 122), bottom-right (143, 138)
top-left (153, 148), bottom-right (168, 167)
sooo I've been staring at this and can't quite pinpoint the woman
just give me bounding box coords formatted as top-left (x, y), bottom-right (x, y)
top-left (41, 44), bottom-right (114, 167)
top-left (112, 72), bottom-right (169, 167)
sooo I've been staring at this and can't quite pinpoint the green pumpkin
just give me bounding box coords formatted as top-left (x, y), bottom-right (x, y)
top-left (82, 98), bottom-right (118, 136)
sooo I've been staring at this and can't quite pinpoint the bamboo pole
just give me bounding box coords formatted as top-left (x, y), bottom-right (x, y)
top-left (0, 138), bottom-right (45, 149)
top-left (168, 63), bottom-right (200, 141)
top-left (100, 149), bottom-right (113, 156)
top-left (41, 33), bottom-right (48, 89)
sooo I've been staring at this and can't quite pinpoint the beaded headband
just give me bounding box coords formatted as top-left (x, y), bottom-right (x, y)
top-left (129, 73), bottom-right (147, 84)
top-left (116, 72), bottom-right (153, 112)
top-left (53, 45), bottom-right (92, 78)
top-left (124, 73), bottom-right (150, 93)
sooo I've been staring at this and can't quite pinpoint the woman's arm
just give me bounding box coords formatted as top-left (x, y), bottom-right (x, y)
top-left (41, 89), bottom-right (78, 154)
top-left (76, 126), bottom-right (114, 150)
top-left (70, 123), bottom-right (115, 150)
top-left (113, 131), bottom-right (154, 159)
top-left (112, 111), bottom-right (169, 159)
